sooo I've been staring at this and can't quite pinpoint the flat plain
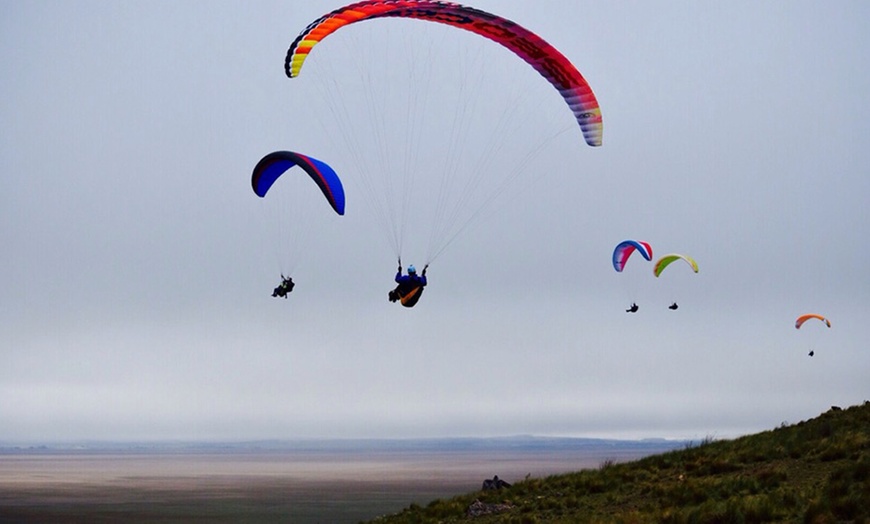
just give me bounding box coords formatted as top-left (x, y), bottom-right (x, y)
top-left (0, 439), bottom-right (683, 523)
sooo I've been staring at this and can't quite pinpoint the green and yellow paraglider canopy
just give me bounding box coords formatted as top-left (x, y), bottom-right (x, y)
top-left (653, 254), bottom-right (698, 277)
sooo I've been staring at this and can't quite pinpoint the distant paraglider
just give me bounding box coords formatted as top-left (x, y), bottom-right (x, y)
top-left (252, 151), bottom-right (346, 298)
top-left (795, 313), bottom-right (831, 357)
top-left (653, 253), bottom-right (697, 310)
top-left (613, 240), bottom-right (652, 313)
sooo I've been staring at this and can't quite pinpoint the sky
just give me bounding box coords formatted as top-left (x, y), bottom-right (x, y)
top-left (2, 1), bottom-right (868, 443)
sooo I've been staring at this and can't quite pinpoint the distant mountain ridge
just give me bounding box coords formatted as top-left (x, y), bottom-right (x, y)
top-left (0, 435), bottom-right (689, 454)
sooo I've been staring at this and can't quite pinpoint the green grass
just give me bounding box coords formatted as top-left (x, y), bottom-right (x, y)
top-left (366, 402), bottom-right (870, 523)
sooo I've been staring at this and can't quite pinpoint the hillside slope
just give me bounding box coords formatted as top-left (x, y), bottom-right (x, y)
top-left (368, 402), bottom-right (870, 523)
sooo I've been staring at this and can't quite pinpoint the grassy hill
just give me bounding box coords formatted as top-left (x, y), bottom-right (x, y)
top-left (367, 402), bottom-right (870, 523)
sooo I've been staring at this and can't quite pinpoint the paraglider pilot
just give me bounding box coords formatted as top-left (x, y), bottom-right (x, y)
top-left (272, 274), bottom-right (295, 298)
top-left (626, 303), bottom-right (639, 313)
top-left (389, 260), bottom-right (427, 307)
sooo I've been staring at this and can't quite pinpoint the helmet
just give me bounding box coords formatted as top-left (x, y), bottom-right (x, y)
top-left (407, 265), bottom-right (416, 274)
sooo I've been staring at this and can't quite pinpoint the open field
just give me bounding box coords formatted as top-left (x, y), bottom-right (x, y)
top-left (0, 439), bottom-right (681, 523)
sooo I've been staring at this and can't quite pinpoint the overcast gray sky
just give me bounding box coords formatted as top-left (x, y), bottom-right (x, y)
top-left (2, 1), bottom-right (868, 443)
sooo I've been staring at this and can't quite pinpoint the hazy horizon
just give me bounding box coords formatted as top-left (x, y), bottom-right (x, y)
top-left (2, 1), bottom-right (868, 443)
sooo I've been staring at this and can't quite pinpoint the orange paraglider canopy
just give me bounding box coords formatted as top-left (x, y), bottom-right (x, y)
top-left (795, 314), bottom-right (831, 329)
